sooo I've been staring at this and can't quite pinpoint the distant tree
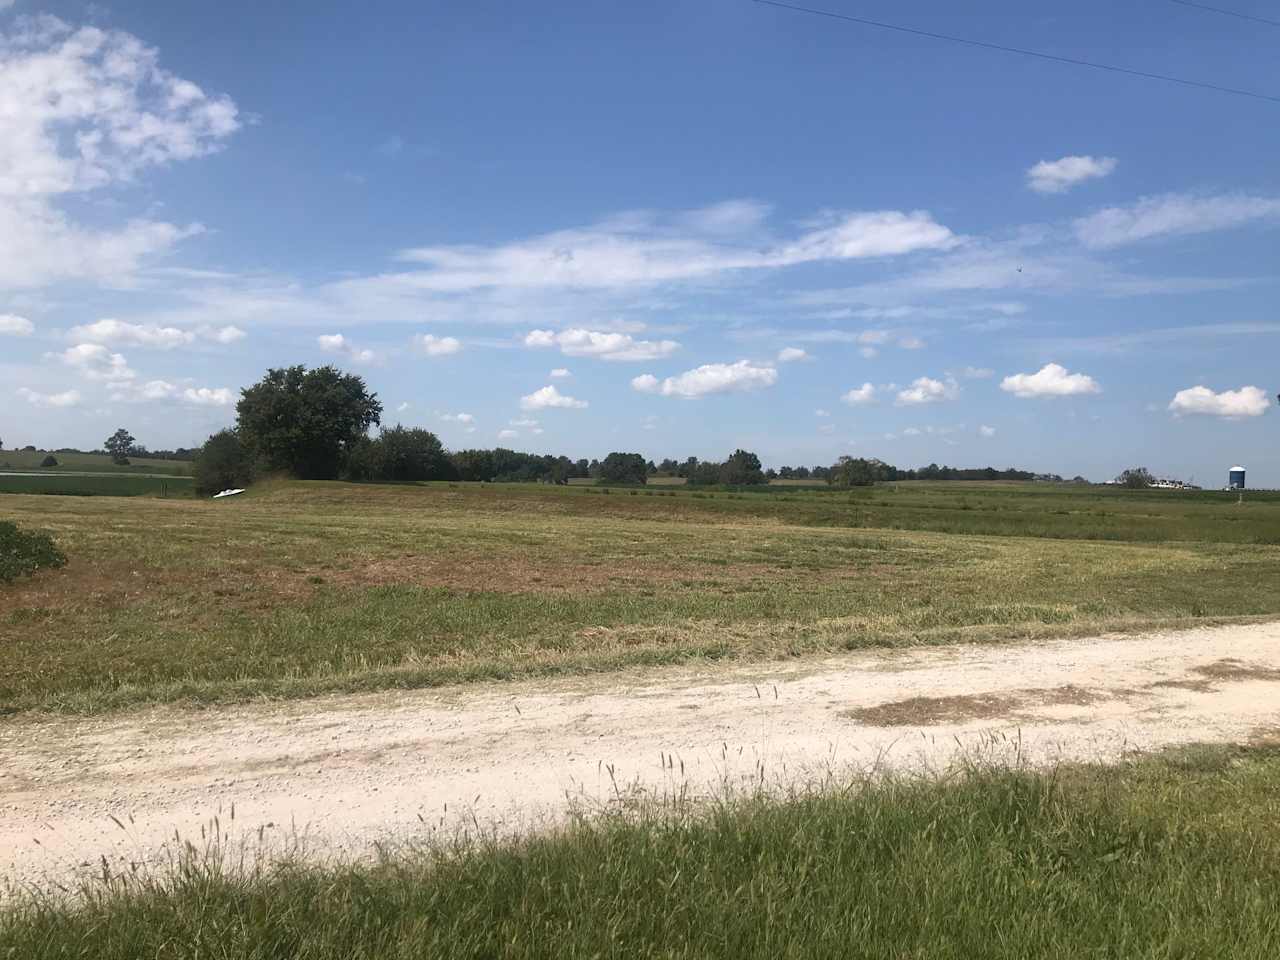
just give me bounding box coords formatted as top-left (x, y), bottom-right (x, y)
top-left (236, 365), bottom-right (382, 479)
top-left (657, 458), bottom-right (679, 475)
top-left (598, 452), bottom-right (648, 485)
top-left (40, 454), bottom-right (58, 468)
top-left (678, 456), bottom-right (699, 479)
top-left (720, 449), bottom-right (765, 485)
top-left (193, 429), bottom-right (255, 496)
top-left (21, 445), bottom-right (36, 452)
top-left (452, 449), bottom-right (497, 482)
top-left (765, 467), bottom-right (778, 481)
top-left (689, 461), bottom-right (722, 486)
top-left (104, 428), bottom-right (135, 465)
top-left (376, 425), bottom-right (454, 481)
top-left (1117, 467), bottom-right (1154, 489)
top-left (793, 466), bottom-right (810, 480)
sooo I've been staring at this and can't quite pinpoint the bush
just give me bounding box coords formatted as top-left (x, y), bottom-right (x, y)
top-left (40, 455), bottom-right (58, 467)
top-left (0, 521), bottom-right (67, 583)
top-left (194, 430), bottom-right (256, 497)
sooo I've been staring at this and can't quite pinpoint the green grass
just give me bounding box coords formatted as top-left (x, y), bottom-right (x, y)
top-left (0, 448), bottom-right (192, 476)
top-left (2, 480), bottom-right (1279, 714)
top-left (0, 474), bottom-right (194, 497)
top-left (0, 521), bottom-right (67, 583)
top-left (6, 744), bottom-right (1280, 958)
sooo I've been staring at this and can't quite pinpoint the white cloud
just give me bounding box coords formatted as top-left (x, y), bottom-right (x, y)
top-left (68, 318), bottom-right (243, 349)
top-left (815, 408), bottom-right (830, 417)
top-left (1074, 193), bottom-right (1280, 249)
top-left (520, 385), bottom-right (587, 410)
top-left (1026, 155), bottom-right (1117, 194)
top-left (549, 367), bottom-right (571, 379)
top-left (497, 428), bottom-right (518, 440)
top-left (962, 366), bottom-right (994, 379)
top-left (1168, 385), bottom-right (1270, 419)
top-left (1000, 363), bottom-right (1100, 399)
top-left (897, 335), bottom-right (925, 350)
top-left (840, 383), bottom-right (876, 406)
top-left (896, 376), bottom-right (959, 406)
top-left (0, 312), bottom-right (33, 334)
top-left (53, 342), bottom-right (134, 381)
top-left (630, 360), bottom-right (777, 399)
top-left (902, 427), bottom-right (922, 437)
top-left (979, 424), bottom-right (997, 437)
top-left (395, 206), bottom-right (955, 292)
top-left (859, 346), bottom-right (878, 359)
top-left (0, 19), bottom-right (239, 289)
top-left (17, 386), bottom-right (80, 407)
top-left (396, 401), bottom-right (410, 412)
top-left (777, 346), bottom-right (810, 363)
top-left (440, 412), bottom-right (475, 424)
top-left (509, 417), bottom-right (538, 427)
top-left (317, 333), bottom-right (375, 364)
top-left (416, 334), bottom-right (462, 356)
top-left (523, 327), bottom-right (679, 362)
top-left (182, 386), bottom-right (234, 406)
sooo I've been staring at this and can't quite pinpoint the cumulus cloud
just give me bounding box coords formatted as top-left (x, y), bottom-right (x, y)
top-left (549, 367), bottom-right (571, 379)
top-left (1026, 155), bottom-right (1117, 194)
top-left (497, 428), bottom-right (518, 440)
top-left (777, 347), bottom-right (810, 363)
top-left (0, 19), bottom-right (240, 289)
top-left (896, 376), bottom-right (959, 406)
top-left (317, 333), bottom-right (375, 364)
top-left (69, 318), bottom-right (245, 349)
top-left (416, 334), bottom-right (462, 356)
top-left (630, 360), bottom-right (777, 399)
top-left (520, 385), bottom-right (587, 410)
top-left (840, 383), bottom-right (876, 406)
top-left (395, 206), bottom-right (955, 293)
top-left (182, 386), bottom-right (235, 406)
top-left (440, 412), bottom-right (475, 424)
top-left (1000, 363), bottom-right (1100, 398)
top-left (0, 312), bottom-right (33, 334)
top-left (1168, 385), bottom-right (1270, 419)
top-left (1074, 193), bottom-right (1280, 249)
top-left (524, 328), bottom-right (679, 362)
top-left (52, 343), bottom-right (134, 381)
top-left (17, 386), bottom-right (80, 407)
top-left (108, 379), bottom-right (235, 405)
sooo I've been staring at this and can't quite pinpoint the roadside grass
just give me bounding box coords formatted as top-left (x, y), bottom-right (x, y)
top-left (3, 481), bottom-right (1280, 714)
top-left (5, 743), bottom-right (1280, 958)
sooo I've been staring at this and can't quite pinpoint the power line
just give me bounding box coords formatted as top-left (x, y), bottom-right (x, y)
top-left (752, 0), bottom-right (1280, 104)
top-left (1163, 0), bottom-right (1280, 28)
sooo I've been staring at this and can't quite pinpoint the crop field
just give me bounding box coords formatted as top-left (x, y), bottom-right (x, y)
top-left (3, 479), bottom-right (1280, 715)
top-left (0, 473), bottom-right (195, 498)
top-left (0, 449), bottom-right (192, 475)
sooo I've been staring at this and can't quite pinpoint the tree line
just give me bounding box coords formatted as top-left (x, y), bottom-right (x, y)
top-left (179, 365), bottom-right (1051, 495)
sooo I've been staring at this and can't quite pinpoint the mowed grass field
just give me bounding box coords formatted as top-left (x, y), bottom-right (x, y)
top-left (7, 744), bottom-right (1280, 958)
top-left (3, 479), bottom-right (1280, 715)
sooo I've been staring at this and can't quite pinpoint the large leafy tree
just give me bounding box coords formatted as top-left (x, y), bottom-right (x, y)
top-left (193, 429), bottom-right (255, 496)
top-left (236, 366), bottom-right (382, 480)
top-left (104, 428), bottom-right (135, 465)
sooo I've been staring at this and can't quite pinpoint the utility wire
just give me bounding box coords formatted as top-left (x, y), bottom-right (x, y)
top-left (1163, 0), bottom-right (1280, 28)
top-left (752, 0), bottom-right (1280, 104)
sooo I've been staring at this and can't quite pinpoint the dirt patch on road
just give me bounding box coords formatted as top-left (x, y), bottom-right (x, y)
top-left (843, 684), bottom-right (1107, 726)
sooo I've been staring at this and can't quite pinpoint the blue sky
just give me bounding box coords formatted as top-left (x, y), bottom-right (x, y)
top-left (1, 0), bottom-right (1277, 484)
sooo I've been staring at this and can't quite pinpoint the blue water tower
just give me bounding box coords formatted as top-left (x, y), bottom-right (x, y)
top-left (1229, 465), bottom-right (1246, 490)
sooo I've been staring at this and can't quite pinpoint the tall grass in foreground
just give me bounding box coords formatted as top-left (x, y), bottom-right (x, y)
top-left (6, 745), bottom-right (1280, 958)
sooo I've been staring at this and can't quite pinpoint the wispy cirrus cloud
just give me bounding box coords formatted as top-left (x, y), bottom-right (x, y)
top-left (524, 328), bottom-right (678, 362)
top-left (1074, 193), bottom-right (1280, 249)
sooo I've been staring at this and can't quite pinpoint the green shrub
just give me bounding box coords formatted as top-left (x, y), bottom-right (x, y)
top-left (0, 521), bottom-right (67, 583)
top-left (40, 454), bottom-right (58, 467)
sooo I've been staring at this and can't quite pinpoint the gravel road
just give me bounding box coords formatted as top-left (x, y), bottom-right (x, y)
top-left (4, 622), bottom-right (1279, 893)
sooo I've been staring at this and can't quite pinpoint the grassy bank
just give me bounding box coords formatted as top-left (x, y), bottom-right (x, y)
top-left (3, 481), bottom-right (1280, 714)
top-left (6, 744), bottom-right (1280, 958)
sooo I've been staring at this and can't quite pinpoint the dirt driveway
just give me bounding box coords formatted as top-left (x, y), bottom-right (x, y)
top-left (4, 622), bottom-right (1280, 892)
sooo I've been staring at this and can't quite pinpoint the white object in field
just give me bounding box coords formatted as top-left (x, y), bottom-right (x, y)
top-left (212, 488), bottom-right (245, 499)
